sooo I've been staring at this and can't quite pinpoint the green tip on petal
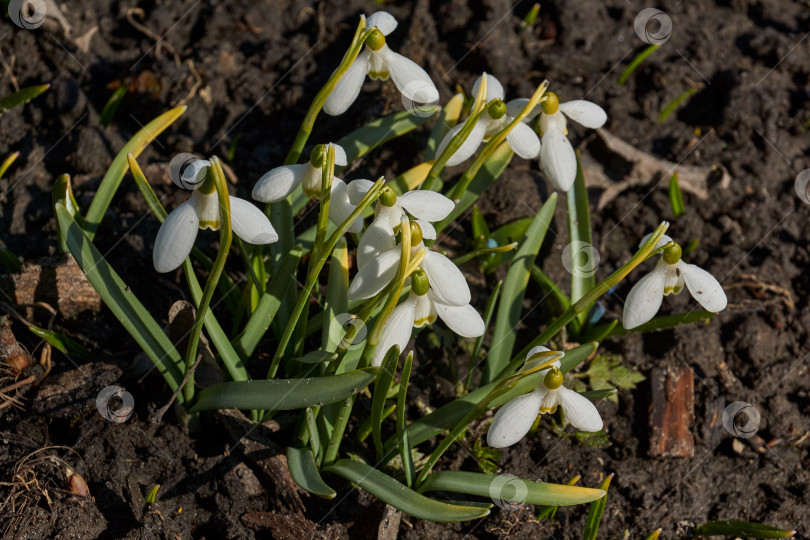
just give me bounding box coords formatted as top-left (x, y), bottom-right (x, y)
top-left (662, 242), bottom-right (682, 264)
top-left (543, 367), bottom-right (564, 390)
top-left (411, 268), bottom-right (430, 296)
top-left (541, 92), bottom-right (559, 114)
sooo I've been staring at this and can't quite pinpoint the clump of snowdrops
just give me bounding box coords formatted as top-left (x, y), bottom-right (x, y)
top-left (52, 10), bottom-right (728, 528)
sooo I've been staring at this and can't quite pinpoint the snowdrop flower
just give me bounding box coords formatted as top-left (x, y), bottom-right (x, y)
top-left (252, 143), bottom-right (363, 233)
top-left (348, 220), bottom-right (467, 305)
top-left (435, 73), bottom-right (541, 166)
top-left (622, 234), bottom-right (727, 329)
top-left (371, 268), bottom-right (485, 366)
top-left (154, 157), bottom-right (278, 273)
top-left (324, 11), bottom-right (439, 116)
top-left (487, 346), bottom-right (603, 448)
top-left (517, 92), bottom-right (606, 191)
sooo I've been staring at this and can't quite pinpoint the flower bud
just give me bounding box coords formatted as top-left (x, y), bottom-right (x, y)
top-left (411, 269), bottom-right (430, 296)
top-left (487, 99), bottom-right (507, 120)
top-left (367, 28), bottom-right (386, 51)
top-left (662, 242), bottom-right (682, 265)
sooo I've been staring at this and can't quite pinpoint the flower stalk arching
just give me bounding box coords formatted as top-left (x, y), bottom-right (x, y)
top-left (413, 351), bottom-right (563, 487)
top-left (266, 177), bottom-right (386, 379)
top-left (284, 19), bottom-right (373, 166)
top-left (309, 144), bottom-right (336, 266)
top-left (502, 221), bottom-right (671, 379)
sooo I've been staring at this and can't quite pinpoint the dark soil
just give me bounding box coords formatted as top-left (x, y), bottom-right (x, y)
top-left (1, 0), bottom-right (809, 538)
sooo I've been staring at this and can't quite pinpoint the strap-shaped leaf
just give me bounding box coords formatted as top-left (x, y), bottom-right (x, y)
top-left (84, 106), bottom-right (186, 240)
top-left (418, 471), bottom-right (605, 507)
top-left (54, 204), bottom-right (185, 396)
top-left (323, 459), bottom-right (489, 522)
top-left (485, 193), bottom-right (557, 382)
top-left (189, 367), bottom-right (379, 412)
top-left (693, 520), bottom-right (795, 538)
top-left (0, 84), bottom-right (49, 114)
top-left (567, 153), bottom-right (595, 323)
top-left (372, 345), bottom-right (399, 459)
top-left (337, 109), bottom-right (435, 164)
top-left (582, 473), bottom-right (613, 540)
top-left (286, 447), bottom-right (336, 499)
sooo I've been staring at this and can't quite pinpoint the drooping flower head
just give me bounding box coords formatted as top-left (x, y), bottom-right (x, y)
top-left (487, 346), bottom-right (603, 448)
top-left (622, 233), bottom-right (727, 329)
top-left (436, 73), bottom-right (541, 166)
top-left (324, 11), bottom-right (439, 116)
top-left (252, 143), bottom-right (363, 233)
top-left (153, 154), bottom-right (278, 273)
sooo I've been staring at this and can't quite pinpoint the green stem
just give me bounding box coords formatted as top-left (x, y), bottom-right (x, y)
top-left (184, 158), bottom-right (233, 403)
top-left (266, 178), bottom-right (385, 379)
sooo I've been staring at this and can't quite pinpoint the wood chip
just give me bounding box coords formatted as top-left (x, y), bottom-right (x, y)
top-left (649, 366), bottom-right (695, 458)
top-left (378, 504), bottom-right (402, 540)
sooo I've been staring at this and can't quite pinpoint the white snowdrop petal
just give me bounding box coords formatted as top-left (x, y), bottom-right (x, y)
top-left (252, 164), bottom-right (307, 203)
top-left (413, 293), bottom-right (436, 327)
top-left (331, 144), bottom-right (348, 167)
top-left (638, 232), bottom-right (673, 250)
top-left (371, 296), bottom-right (416, 367)
top-left (506, 121), bottom-right (541, 159)
top-left (323, 50), bottom-right (370, 116)
top-left (472, 73), bottom-right (505, 103)
top-left (399, 190), bottom-right (455, 221)
top-left (153, 202), bottom-right (198, 273)
top-left (348, 247), bottom-right (401, 300)
top-left (329, 179), bottom-right (363, 234)
top-left (683, 263), bottom-right (728, 312)
top-left (557, 386), bottom-right (603, 432)
top-left (506, 98), bottom-right (540, 123)
top-left (622, 265), bottom-right (666, 329)
top-left (357, 213), bottom-right (397, 268)
top-left (366, 11), bottom-right (398, 36)
top-left (487, 389), bottom-right (544, 448)
top-left (382, 48), bottom-right (439, 106)
top-left (432, 298), bottom-right (485, 338)
top-left (441, 120), bottom-right (487, 167)
top-left (422, 251), bottom-right (471, 306)
top-left (540, 127), bottom-right (577, 191)
top-left (415, 219), bottom-right (436, 240)
top-left (228, 196), bottom-right (278, 244)
top-left (559, 100), bottom-right (607, 129)
top-left (347, 179), bottom-right (375, 205)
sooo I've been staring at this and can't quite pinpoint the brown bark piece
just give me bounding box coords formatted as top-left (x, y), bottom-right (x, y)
top-left (215, 408), bottom-right (306, 514)
top-left (649, 366), bottom-right (695, 458)
top-left (0, 255), bottom-right (101, 319)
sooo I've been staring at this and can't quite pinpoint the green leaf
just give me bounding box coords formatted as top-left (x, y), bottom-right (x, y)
top-left (189, 367), bottom-right (379, 412)
top-left (52, 174), bottom-right (82, 254)
top-left (604, 310), bottom-right (716, 338)
top-left (567, 153), bottom-right (595, 322)
top-left (668, 171), bottom-right (686, 218)
top-left (54, 204), bottom-right (185, 397)
top-left (693, 520), bottom-right (796, 538)
top-left (294, 350), bottom-right (339, 364)
top-left (27, 326), bottom-right (91, 360)
top-left (0, 151), bottom-right (19, 181)
top-left (323, 459), bottom-right (489, 522)
top-left (484, 193), bottom-right (557, 382)
top-left (582, 473), bottom-right (613, 540)
top-left (233, 247), bottom-right (303, 359)
top-left (337, 110), bottom-right (435, 164)
top-left (464, 280), bottom-right (502, 392)
top-left (418, 471), bottom-right (605, 507)
top-left (645, 529), bottom-right (662, 540)
top-left (659, 86), bottom-right (698, 123)
top-left (618, 44), bottom-right (659, 86)
top-left (286, 447), bottom-right (336, 499)
top-left (397, 351), bottom-right (415, 486)
top-left (0, 246), bottom-right (21, 273)
top-left (84, 106), bottom-right (186, 241)
top-left (0, 84), bottom-right (49, 115)
top-left (536, 475), bottom-right (580, 521)
top-left (372, 345), bottom-right (399, 459)
top-left (322, 238), bottom-right (349, 352)
top-left (100, 85), bottom-right (128, 127)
